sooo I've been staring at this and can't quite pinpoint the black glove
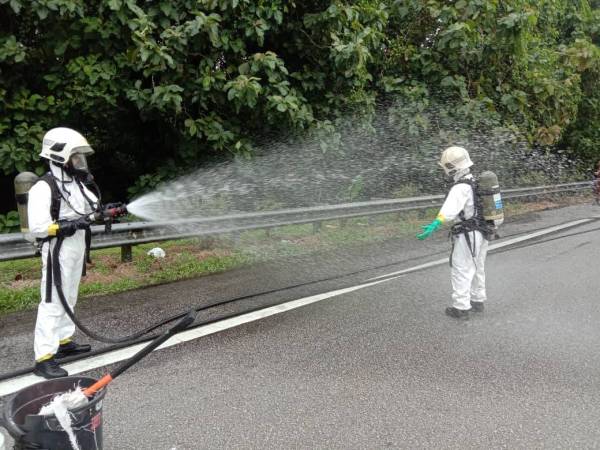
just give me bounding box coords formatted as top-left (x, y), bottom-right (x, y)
top-left (56, 216), bottom-right (90, 237)
top-left (56, 220), bottom-right (77, 238)
top-left (74, 215), bottom-right (91, 229)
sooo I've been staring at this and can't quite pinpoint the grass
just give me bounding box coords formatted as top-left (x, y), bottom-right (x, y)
top-left (0, 194), bottom-right (590, 315)
top-left (0, 239), bottom-right (254, 314)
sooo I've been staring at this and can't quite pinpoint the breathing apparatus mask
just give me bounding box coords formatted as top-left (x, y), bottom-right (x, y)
top-left (64, 151), bottom-right (92, 183)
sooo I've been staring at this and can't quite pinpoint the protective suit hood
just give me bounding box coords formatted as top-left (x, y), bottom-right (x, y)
top-left (453, 168), bottom-right (471, 182)
top-left (49, 163), bottom-right (75, 183)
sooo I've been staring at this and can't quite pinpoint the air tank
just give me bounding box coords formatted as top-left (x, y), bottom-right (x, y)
top-left (14, 172), bottom-right (39, 233)
top-left (479, 170), bottom-right (504, 228)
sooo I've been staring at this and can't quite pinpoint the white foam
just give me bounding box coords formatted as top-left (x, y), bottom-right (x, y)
top-left (38, 387), bottom-right (88, 450)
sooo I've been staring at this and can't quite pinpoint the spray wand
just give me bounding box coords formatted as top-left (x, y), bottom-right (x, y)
top-left (92, 202), bottom-right (128, 232)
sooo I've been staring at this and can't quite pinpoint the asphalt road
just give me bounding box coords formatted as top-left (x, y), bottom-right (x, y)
top-left (2, 203), bottom-right (600, 448)
top-left (99, 217), bottom-right (600, 449)
top-left (0, 203), bottom-right (595, 374)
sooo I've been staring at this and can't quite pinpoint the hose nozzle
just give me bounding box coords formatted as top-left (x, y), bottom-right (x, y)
top-left (100, 202), bottom-right (128, 219)
top-left (92, 203), bottom-right (128, 229)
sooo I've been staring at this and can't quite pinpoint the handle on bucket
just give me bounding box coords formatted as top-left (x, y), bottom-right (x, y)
top-left (83, 310), bottom-right (197, 397)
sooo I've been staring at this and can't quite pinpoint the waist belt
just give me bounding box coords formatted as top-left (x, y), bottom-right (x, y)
top-left (449, 218), bottom-right (492, 267)
top-left (451, 218), bottom-right (492, 239)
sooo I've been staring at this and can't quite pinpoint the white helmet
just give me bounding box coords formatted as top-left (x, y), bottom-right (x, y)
top-left (40, 127), bottom-right (94, 170)
top-left (438, 146), bottom-right (473, 176)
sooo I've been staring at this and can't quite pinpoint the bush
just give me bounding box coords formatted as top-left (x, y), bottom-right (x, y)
top-left (0, 211), bottom-right (20, 233)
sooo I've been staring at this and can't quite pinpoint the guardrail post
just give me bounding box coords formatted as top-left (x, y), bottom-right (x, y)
top-left (313, 221), bottom-right (322, 234)
top-left (340, 218), bottom-right (347, 228)
top-left (121, 244), bottom-right (133, 263)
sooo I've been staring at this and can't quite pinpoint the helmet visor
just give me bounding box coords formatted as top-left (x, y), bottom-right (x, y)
top-left (438, 160), bottom-right (455, 175)
top-left (70, 153), bottom-right (89, 173)
top-left (71, 145), bottom-right (94, 155)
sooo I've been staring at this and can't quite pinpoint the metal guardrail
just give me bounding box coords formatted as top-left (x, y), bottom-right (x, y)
top-left (0, 181), bottom-right (590, 262)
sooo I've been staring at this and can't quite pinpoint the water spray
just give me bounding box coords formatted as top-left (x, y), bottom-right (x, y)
top-left (125, 98), bottom-right (584, 224)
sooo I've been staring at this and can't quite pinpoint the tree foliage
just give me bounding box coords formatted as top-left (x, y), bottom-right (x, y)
top-left (381, 0), bottom-right (599, 148)
top-left (0, 0), bottom-right (598, 210)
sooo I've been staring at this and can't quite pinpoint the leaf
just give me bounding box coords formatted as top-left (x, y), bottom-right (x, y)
top-left (274, 10), bottom-right (283, 24)
top-left (36, 7), bottom-right (48, 20)
top-left (440, 76), bottom-right (455, 87)
top-left (184, 118), bottom-right (197, 136)
top-left (238, 62), bottom-right (249, 75)
top-left (107, 0), bottom-right (122, 10)
top-left (159, 2), bottom-right (173, 17)
top-left (9, 0), bottom-right (22, 14)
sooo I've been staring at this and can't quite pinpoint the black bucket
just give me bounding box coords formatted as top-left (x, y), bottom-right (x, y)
top-left (1, 376), bottom-right (106, 450)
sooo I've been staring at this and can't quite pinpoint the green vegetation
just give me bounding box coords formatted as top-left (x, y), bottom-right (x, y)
top-left (1, 1), bottom-right (598, 215)
top-left (0, 238), bottom-right (253, 313)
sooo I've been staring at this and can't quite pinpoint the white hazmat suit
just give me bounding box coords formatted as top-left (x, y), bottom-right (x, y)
top-left (28, 164), bottom-right (98, 361)
top-left (438, 173), bottom-right (488, 311)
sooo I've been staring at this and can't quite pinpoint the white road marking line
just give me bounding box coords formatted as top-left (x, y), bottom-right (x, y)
top-left (0, 282), bottom-right (386, 397)
top-left (0, 217), bottom-right (594, 397)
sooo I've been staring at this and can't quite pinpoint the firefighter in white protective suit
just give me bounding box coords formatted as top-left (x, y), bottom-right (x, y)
top-left (28, 127), bottom-right (99, 378)
top-left (416, 146), bottom-right (490, 320)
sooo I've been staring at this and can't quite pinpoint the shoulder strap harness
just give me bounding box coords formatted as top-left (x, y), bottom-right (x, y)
top-left (36, 173), bottom-right (61, 303)
top-left (37, 173), bottom-right (95, 303)
top-left (39, 172), bottom-right (62, 223)
top-left (450, 177), bottom-right (492, 239)
top-left (448, 177), bottom-right (493, 266)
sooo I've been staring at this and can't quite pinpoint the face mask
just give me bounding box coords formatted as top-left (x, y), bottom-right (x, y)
top-left (70, 153), bottom-right (88, 172)
top-left (65, 153), bottom-right (93, 182)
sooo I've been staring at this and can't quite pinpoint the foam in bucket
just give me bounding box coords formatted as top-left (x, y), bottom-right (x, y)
top-left (38, 387), bottom-right (88, 450)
